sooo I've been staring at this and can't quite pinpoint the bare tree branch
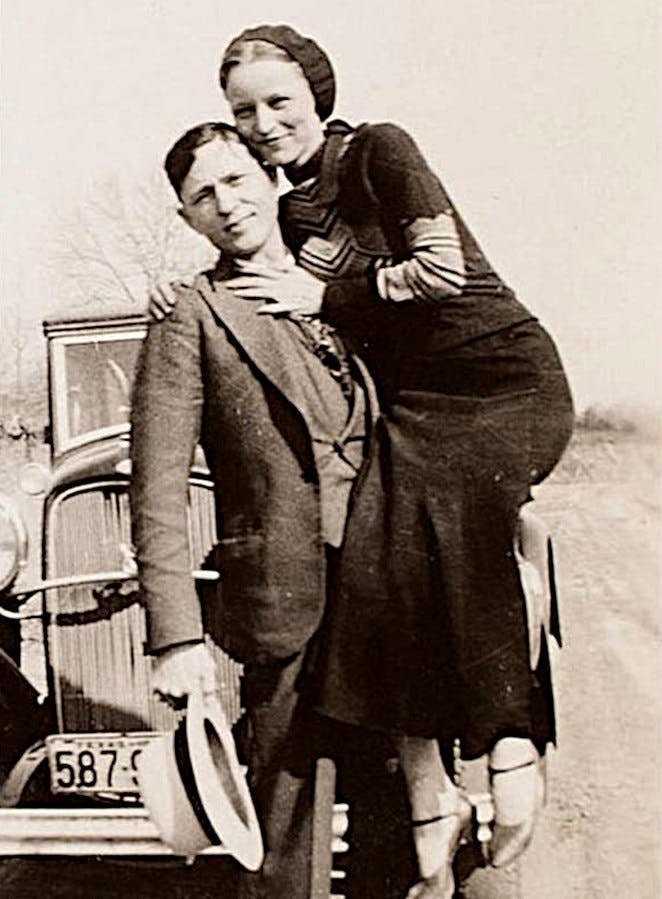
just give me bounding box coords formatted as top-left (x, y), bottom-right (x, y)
top-left (54, 170), bottom-right (215, 310)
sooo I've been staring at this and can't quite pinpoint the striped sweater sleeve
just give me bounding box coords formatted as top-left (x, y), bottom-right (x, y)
top-left (361, 124), bottom-right (466, 302)
top-left (375, 212), bottom-right (465, 302)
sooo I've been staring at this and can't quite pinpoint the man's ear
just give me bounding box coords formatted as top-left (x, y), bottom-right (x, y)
top-left (178, 206), bottom-right (202, 237)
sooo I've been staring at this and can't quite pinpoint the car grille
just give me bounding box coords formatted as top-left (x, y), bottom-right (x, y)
top-left (45, 480), bottom-right (242, 733)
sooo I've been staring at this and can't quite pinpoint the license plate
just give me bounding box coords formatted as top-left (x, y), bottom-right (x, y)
top-left (46, 732), bottom-right (161, 795)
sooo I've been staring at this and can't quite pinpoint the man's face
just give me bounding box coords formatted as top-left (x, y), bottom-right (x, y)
top-left (179, 138), bottom-right (279, 257)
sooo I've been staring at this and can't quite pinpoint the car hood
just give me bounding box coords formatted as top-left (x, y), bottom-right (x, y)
top-left (49, 438), bottom-right (209, 494)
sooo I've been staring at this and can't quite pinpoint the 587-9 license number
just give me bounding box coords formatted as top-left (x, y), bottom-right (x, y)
top-left (46, 733), bottom-right (160, 795)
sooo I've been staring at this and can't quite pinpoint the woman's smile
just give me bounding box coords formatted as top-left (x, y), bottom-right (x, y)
top-left (225, 59), bottom-right (325, 169)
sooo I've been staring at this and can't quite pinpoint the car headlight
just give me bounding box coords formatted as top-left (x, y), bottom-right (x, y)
top-left (19, 462), bottom-right (51, 496)
top-left (0, 498), bottom-right (28, 591)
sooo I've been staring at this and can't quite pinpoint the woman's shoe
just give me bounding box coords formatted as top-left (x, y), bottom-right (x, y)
top-left (405, 867), bottom-right (456, 899)
top-left (405, 794), bottom-right (471, 899)
top-left (488, 738), bottom-right (544, 868)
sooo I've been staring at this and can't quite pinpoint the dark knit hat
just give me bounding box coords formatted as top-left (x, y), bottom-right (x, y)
top-left (220, 24), bottom-right (336, 122)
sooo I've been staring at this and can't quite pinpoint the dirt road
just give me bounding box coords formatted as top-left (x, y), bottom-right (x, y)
top-left (523, 468), bottom-right (661, 899)
top-left (1, 431), bottom-right (660, 897)
top-left (468, 435), bottom-right (662, 899)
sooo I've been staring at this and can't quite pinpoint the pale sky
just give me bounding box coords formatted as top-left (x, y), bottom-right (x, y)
top-left (1, 0), bottom-right (660, 410)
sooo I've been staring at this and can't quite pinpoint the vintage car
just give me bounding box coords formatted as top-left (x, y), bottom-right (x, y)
top-left (0, 310), bottom-right (241, 846)
top-left (0, 309), bottom-right (499, 893)
top-left (0, 308), bottom-right (399, 899)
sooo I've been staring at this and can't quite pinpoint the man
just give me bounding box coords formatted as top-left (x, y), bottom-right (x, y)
top-left (130, 123), bottom-right (410, 898)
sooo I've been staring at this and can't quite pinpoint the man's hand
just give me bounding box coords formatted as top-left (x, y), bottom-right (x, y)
top-left (226, 262), bottom-right (325, 317)
top-left (151, 643), bottom-right (218, 705)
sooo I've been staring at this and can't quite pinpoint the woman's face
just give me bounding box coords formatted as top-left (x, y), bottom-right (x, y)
top-left (225, 59), bottom-right (325, 169)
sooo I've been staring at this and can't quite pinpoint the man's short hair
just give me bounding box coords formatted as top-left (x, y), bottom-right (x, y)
top-left (164, 122), bottom-right (276, 198)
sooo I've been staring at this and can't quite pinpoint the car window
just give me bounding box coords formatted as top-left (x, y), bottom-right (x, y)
top-left (51, 329), bottom-right (145, 452)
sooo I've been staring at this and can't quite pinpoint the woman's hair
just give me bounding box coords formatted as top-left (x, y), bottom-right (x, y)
top-left (219, 24), bottom-right (336, 121)
top-left (220, 39), bottom-right (297, 87)
top-left (164, 122), bottom-right (276, 198)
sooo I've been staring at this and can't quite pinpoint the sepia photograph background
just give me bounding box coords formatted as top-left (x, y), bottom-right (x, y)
top-left (1, 1), bottom-right (660, 897)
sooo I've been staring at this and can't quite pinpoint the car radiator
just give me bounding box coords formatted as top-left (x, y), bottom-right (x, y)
top-left (45, 479), bottom-right (242, 734)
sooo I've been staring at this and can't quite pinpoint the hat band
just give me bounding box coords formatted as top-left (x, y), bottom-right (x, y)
top-left (174, 717), bottom-right (222, 847)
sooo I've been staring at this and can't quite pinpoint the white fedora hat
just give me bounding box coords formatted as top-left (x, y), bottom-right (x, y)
top-left (137, 690), bottom-right (263, 870)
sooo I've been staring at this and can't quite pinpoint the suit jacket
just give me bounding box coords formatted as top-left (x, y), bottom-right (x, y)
top-left (130, 269), bottom-right (377, 665)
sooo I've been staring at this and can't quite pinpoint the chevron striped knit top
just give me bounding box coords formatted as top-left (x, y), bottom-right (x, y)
top-left (279, 121), bottom-right (534, 393)
top-left (281, 122), bottom-right (468, 298)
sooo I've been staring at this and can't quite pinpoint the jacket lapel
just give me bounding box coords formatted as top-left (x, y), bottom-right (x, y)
top-left (351, 354), bottom-right (380, 426)
top-left (194, 271), bottom-right (310, 416)
top-left (194, 269), bottom-right (380, 428)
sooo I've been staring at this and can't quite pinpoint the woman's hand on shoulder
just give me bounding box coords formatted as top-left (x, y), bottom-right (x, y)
top-left (226, 261), bottom-right (325, 317)
top-left (148, 280), bottom-right (188, 321)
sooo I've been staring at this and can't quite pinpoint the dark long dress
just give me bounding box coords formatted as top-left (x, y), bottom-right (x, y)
top-left (281, 121), bottom-right (574, 758)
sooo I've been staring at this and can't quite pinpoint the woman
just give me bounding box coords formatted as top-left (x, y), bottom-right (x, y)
top-left (152, 25), bottom-right (574, 898)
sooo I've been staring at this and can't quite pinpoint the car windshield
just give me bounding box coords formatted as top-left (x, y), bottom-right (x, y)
top-left (50, 329), bottom-right (145, 452)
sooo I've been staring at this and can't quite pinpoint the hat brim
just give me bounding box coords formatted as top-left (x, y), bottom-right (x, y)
top-left (187, 691), bottom-right (263, 870)
top-left (137, 692), bottom-right (263, 870)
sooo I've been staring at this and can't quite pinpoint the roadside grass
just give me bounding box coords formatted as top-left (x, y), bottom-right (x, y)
top-left (551, 416), bottom-right (660, 486)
